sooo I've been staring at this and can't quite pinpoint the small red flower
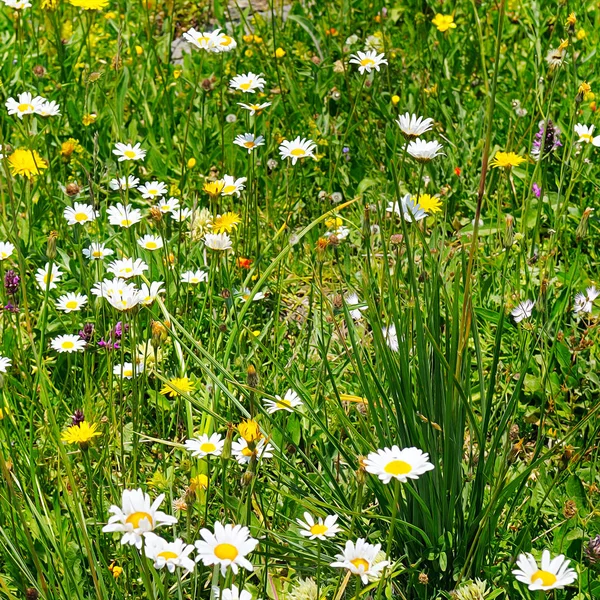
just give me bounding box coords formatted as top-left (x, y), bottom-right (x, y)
top-left (237, 257), bottom-right (252, 269)
top-left (454, 167), bottom-right (462, 176)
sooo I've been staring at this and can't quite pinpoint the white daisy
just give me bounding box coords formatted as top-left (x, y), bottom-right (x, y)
top-left (56, 292), bottom-right (88, 313)
top-left (407, 139), bottom-right (444, 162)
top-left (109, 175), bottom-right (140, 190)
top-left (237, 287), bottom-right (266, 302)
top-left (330, 539), bottom-right (389, 584)
top-left (107, 203), bottom-right (143, 228)
top-left (138, 181), bottom-right (168, 199)
top-left (204, 233), bottom-right (233, 251)
top-left (101, 488), bottom-right (177, 549)
top-left (297, 512), bottom-right (341, 540)
top-left (105, 287), bottom-right (144, 311)
top-left (83, 242), bottom-right (114, 260)
top-left (113, 362), bottom-right (142, 379)
top-left (181, 269), bottom-right (208, 284)
top-left (91, 277), bottom-right (130, 298)
top-left (0, 355), bottom-right (12, 373)
top-left (221, 175), bottom-right (247, 197)
top-left (137, 234), bottom-right (164, 251)
top-left (6, 92), bottom-right (45, 119)
top-left (139, 281), bottom-right (165, 305)
top-left (0, 241), bottom-right (15, 260)
top-left (2, 0), bottom-right (32, 9)
top-left (512, 550), bottom-right (577, 591)
top-left (574, 123), bottom-right (600, 146)
top-left (50, 334), bottom-right (86, 353)
top-left (396, 113), bottom-right (434, 138)
top-left (185, 433), bottom-right (225, 458)
top-left (144, 533), bottom-right (195, 573)
top-left (262, 389), bottom-right (303, 414)
top-left (349, 50), bottom-right (388, 74)
top-left (237, 102), bottom-right (271, 115)
top-left (279, 137), bottom-right (317, 165)
top-left (157, 197), bottom-right (180, 214)
top-left (37, 100), bottom-right (61, 117)
top-left (231, 438), bottom-right (273, 465)
top-left (194, 522), bottom-right (258, 575)
top-left (233, 133), bottom-right (265, 154)
top-left (382, 324), bottom-right (398, 351)
top-left (213, 585), bottom-right (252, 600)
top-left (387, 194), bottom-right (427, 222)
top-left (511, 300), bottom-right (535, 323)
top-left (364, 446), bottom-right (435, 484)
top-left (229, 72), bottom-right (266, 94)
top-left (35, 263), bottom-right (63, 290)
top-left (113, 142), bottom-right (146, 162)
top-left (170, 207), bottom-right (193, 222)
top-left (211, 29), bottom-right (237, 52)
top-left (182, 27), bottom-right (219, 51)
top-left (63, 202), bottom-right (98, 226)
top-left (107, 257), bottom-right (148, 279)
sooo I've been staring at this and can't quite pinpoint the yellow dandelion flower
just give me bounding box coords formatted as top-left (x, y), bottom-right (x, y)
top-left (190, 474), bottom-right (209, 491)
top-left (576, 29), bottom-right (586, 40)
top-left (203, 180), bottom-right (225, 199)
top-left (490, 151), bottom-right (526, 170)
top-left (416, 194), bottom-right (442, 214)
top-left (212, 212), bottom-right (241, 234)
top-left (82, 113), bottom-right (97, 126)
top-left (8, 149), bottom-right (48, 179)
top-left (275, 47), bottom-right (286, 58)
top-left (558, 38), bottom-right (569, 51)
top-left (160, 376), bottom-right (195, 398)
top-left (566, 12), bottom-right (576, 26)
top-left (238, 419), bottom-right (262, 443)
top-left (325, 216), bottom-right (343, 229)
top-left (68, 0), bottom-right (110, 9)
top-left (391, 94), bottom-right (400, 106)
top-left (432, 14), bottom-right (456, 33)
top-left (61, 421), bottom-right (101, 446)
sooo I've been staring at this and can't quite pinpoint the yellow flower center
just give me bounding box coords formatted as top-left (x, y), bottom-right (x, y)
top-left (222, 185), bottom-right (235, 194)
top-left (200, 442), bottom-right (217, 453)
top-left (244, 141), bottom-right (256, 148)
top-left (121, 219), bottom-right (132, 226)
top-left (43, 274), bottom-right (52, 284)
top-left (242, 447), bottom-right (253, 457)
top-left (276, 398), bottom-right (291, 407)
top-left (581, 133), bottom-right (594, 143)
top-left (148, 189), bottom-right (157, 195)
top-left (250, 104), bottom-right (260, 110)
top-left (214, 543), bottom-right (239, 561)
top-left (124, 150), bottom-right (136, 158)
top-left (309, 524), bottom-right (328, 536)
top-left (531, 570), bottom-right (557, 587)
top-left (92, 250), bottom-right (102, 257)
top-left (123, 369), bottom-right (133, 377)
top-left (66, 300), bottom-right (78, 309)
top-left (190, 277), bottom-right (199, 283)
top-left (62, 341), bottom-right (75, 349)
top-left (360, 58), bottom-right (375, 67)
top-left (123, 267), bottom-right (133, 273)
top-left (290, 148), bottom-right (306, 157)
top-left (350, 558), bottom-right (370, 571)
top-left (221, 36), bottom-right (233, 46)
top-left (74, 212), bottom-right (88, 222)
top-left (158, 551), bottom-right (178, 560)
top-left (18, 103), bottom-right (34, 112)
top-left (145, 241), bottom-right (157, 249)
top-left (240, 82), bottom-right (252, 90)
top-left (125, 511), bottom-right (153, 529)
top-left (384, 459), bottom-right (412, 475)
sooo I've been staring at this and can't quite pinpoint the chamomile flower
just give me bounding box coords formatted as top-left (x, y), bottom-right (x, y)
top-left (349, 50), bottom-right (388, 74)
top-left (83, 242), bottom-right (114, 260)
top-left (330, 539), bottom-right (389, 584)
top-left (233, 133), bottom-right (265, 153)
top-left (2, 0), bottom-right (32, 9)
top-left (297, 513), bottom-right (341, 540)
top-left (0, 242), bottom-right (15, 260)
top-left (185, 433), bottom-right (225, 458)
top-left (221, 175), bottom-right (247, 197)
top-left (35, 263), bottom-right (63, 290)
top-left (396, 113), bottom-right (434, 139)
top-left (231, 438), bottom-right (274, 465)
top-left (407, 139), bottom-right (444, 162)
top-left (139, 281), bottom-right (164, 305)
top-left (157, 197), bottom-right (180, 213)
top-left (51, 334), bottom-right (87, 353)
top-left (512, 550), bottom-right (577, 591)
top-left (104, 286), bottom-right (144, 311)
top-left (91, 277), bottom-right (129, 298)
top-left (144, 533), bottom-right (195, 573)
top-left (107, 258), bottom-right (148, 279)
top-left (56, 292), bottom-right (88, 313)
top-left (511, 300), bottom-right (535, 323)
top-left (113, 362), bottom-right (142, 379)
top-left (37, 100), bottom-right (61, 117)
top-left (107, 203), bottom-right (143, 228)
top-left (262, 389), bottom-right (303, 414)
top-left (204, 233), bottom-right (233, 251)
top-left (386, 194), bottom-right (427, 222)
top-left (194, 522), bottom-right (258, 575)
top-left (6, 92), bottom-right (45, 119)
top-left (574, 123), bottom-right (600, 146)
top-left (229, 72), bottom-right (266, 93)
top-left (213, 585), bottom-right (252, 600)
top-left (109, 175), bottom-right (140, 190)
top-left (211, 29), bottom-right (237, 52)
top-left (137, 235), bottom-right (164, 251)
top-left (63, 202), bottom-right (98, 225)
top-left (237, 102), bottom-right (271, 115)
top-left (236, 288), bottom-right (266, 302)
top-left (364, 446), bottom-right (435, 484)
top-left (0, 355), bottom-right (12, 373)
top-left (170, 207), bottom-right (193, 222)
top-left (183, 28), bottom-right (218, 51)
top-left (138, 181), bottom-right (168, 199)
top-left (113, 142), bottom-right (146, 162)
top-left (279, 137), bottom-right (317, 165)
top-left (181, 269), bottom-right (208, 284)
top-left (102, 488), bottom-right (177, 549)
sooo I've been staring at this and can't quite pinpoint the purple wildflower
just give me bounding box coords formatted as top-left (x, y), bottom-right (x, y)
top-left (4, 270), bottom-right (19, 296)
top-left (532, 183), bottom-right (541, 198)
top-left (531, 119), bottom-right (562, 159)
top-left (71, 410), bottom-right (85, 426)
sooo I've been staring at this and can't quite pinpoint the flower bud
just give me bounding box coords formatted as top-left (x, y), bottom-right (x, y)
top-left (46, 231), bottom-right (58, 260)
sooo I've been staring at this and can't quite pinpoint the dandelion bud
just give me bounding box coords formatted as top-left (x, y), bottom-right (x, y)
top-left (356, 455), bottom-right (367, 485)
top-left (65, 182), bottom-right (81, 196)
top-left (151, 320), bottom-right (167, 349)
top-left (33, 65), bottom-right (46, 78)
top-left (576, 207), bottom-right (593, 241)
top-left (46, 231), bottom-right (58, 260)
top-left (149, 205), bottom-right (163, 223)
top-left (241, 470), bottom-right (254, 487)
top-left (503, 214), bottom-right (514, 249)
top-left (187, 157), bottom-right (196, 169)
top-left (247, 364), bottom-right (259, 388)
top-left (563, 499), bottom-right (577, 519)
top-left (332, 293), bottom-right (343, 310)
top-left (584, 534), bottom-right (600, 566)
top-left (222, 423), bottom-right (234, 460)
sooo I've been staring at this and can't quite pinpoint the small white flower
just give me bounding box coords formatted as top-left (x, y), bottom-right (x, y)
top-left (512, 550), bottom-right (577, 591)
top-left (137, 234), bottom-right (164, 251)
top-left (330, 539), bottom-right (389, 584)
top-left (0, 241), bottom-right (15, 260)
top-left (107, 258), bottom-right (148, 279)
top-left (181, 269), bottom-right (208, 284)
top-left (511, 300), bottom-right (535, 323)
top-left (204, 233), bottom-right (233, 251)
top-left (211, 29), bottom-right (237, 53)
top-left (345, 293), bottom-right (366, 321)
top-left (574, 123), bottom-right (600, 146)
top-left (51, 334), bottom-right (86, 353)
top-left (170, 207), bottom-right (193, 222)
top-left (107, 203), bottom-right (143, 228)
top-left (213, 585), bottom-right (252, 600)
top-left (386, 194), bottom-right (428, 223)
top-left (185, 433), bottom-right (225, 458)
top-left (113, 362), bottom-right (142, 379)
top-left (144, 533), bottom-right (195, 573)
top-left (297, 512), bottom-right (341, 540)
top-left (364, 446), bottom-right (435, 484)
top-left (139, 281), bottom-right (164, 305)
top-left (35, 263), bottom-right (63, 290)
top-left (237, 288), bottom-right (266, 302)
top-left (262, 389), bottom-right (303, 414)
top-left (113, 142), bottom-right (146, 162)
top-left (63, 202), bottom-right (98, 226)
top-left (382, 324), bottom-right (398, 351)
top-left (37, 100), bottom-right (61, 117)
top-left (229, 72), bottom-right (266, 94)
top-left (407, 139), bottom-right (444, 162)
top-left (396, 113), bottom-right (434, 138)
top-left (237, 102), bottom-right (271, 116)
top-left (231, 438), bottom-right (273, 465)
top-left (233, 133), bottom-right (265, 154)
top-left (279, 137), bottom-right (317, 165)
top-left (0, 355), bottom-right (12, 373)
top-left (6, 92), bottom-right (45, 119)
top-left (1, 0), bottom-right (32, 9)
top-left (183, 28), bottom-right (219, 51)
top-left (138, 181), bottom-right (168, 199)
top-left (56, 293), bottom-right (88, 313)
top-left (83, 243), bottom-right (114, 260)
top-left (349, 50), bottom-right (388, 74)
top-left (221, 175), bottom-right (247, 197)
top-left (109, 175), bottom-right (140, 191)
top-left (156, 197), bottom-right (180, 214)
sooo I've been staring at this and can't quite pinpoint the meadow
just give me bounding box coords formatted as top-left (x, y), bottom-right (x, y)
top-left (0, 0), bottom-right (599, 598)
